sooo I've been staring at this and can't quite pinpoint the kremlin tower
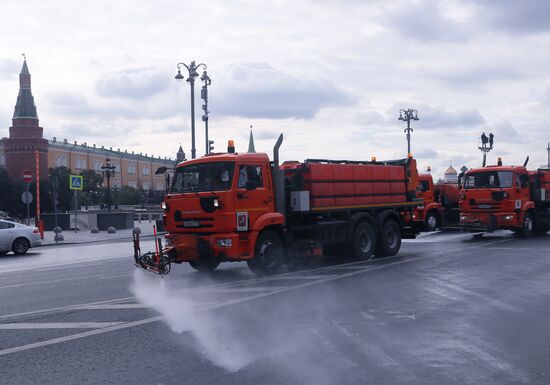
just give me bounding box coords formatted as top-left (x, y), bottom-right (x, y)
top-left (4, 59), bottom-right (49, 181)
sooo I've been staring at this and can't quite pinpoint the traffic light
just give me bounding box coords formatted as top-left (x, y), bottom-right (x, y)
top-left (209, 140), bottom-right (215, 153)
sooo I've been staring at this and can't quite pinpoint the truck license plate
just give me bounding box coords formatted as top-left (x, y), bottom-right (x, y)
top-left (183, 220), bottom-right (199, 227)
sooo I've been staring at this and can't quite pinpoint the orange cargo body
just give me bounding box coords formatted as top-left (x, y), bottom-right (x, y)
top-left (303, 163), bottom-right (335, 208)
top-left (389, 166), bottom-right (406, 204)
top-left (353, 164), bottom-right (374, 206)
top-left (333, 164), bottom-right (355, 206)
top-left (299, 161), bottom-right (410, 211)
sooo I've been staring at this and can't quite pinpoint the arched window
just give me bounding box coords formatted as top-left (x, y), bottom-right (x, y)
top-left (142, 166), bottom-right (150, 176)
top-left (142, 181), bottom-right (150, 190)
top-left (56, 155), bottom-right (67, 167)
top-left (128, 164), bottom-right (136, 174)
top-left (93, 160), bottom-right (102, 171)
top-left (128, 181), bottom-right (137, 188)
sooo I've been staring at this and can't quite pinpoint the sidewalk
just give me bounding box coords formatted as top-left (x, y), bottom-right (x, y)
top-left (40, 220), bottom-right (165, 246)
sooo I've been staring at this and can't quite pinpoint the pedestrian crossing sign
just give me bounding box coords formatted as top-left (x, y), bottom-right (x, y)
top-left (70, 175), bottom-right (83, 190)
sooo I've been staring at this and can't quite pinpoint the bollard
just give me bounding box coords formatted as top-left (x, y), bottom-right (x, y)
top-left (107, 226), bottom-right (116, 234)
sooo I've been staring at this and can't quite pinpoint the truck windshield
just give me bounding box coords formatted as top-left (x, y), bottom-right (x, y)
top-left (463, 171), bottom-right (514, 189)
top-left (170, 162), bottom-right (236, 193)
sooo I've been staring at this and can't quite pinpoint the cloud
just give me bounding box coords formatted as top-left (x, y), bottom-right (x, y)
top-left (0, 58), bottom-right (20, 80)
top-left (470, 0), bottom-right (550, 34)
top-left (213, 63), bottom-right (354, 119)
top-left (430, 65), bottom-right (521, 85)
top-left (384, 0), bottom-right (470, 42)
top-left (414, 148), bottom-right (438, 159)
top-left (96, 68), bottom-right (171, 99)
top-left (489, 120), bottom-right (525, 143)
top-left (390, 104), bottom-right (484, 129)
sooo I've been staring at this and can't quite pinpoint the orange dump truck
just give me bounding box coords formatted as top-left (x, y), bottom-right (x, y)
top-left (410, 174), bottom-right (460, 231)
top-left (459, 160), bottom-right (550, 236)
top-left (134, 134), bottom-right (422, 275)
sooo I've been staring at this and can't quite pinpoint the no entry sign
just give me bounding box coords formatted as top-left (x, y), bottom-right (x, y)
top-left (22, 169), bottom-right (33, 184)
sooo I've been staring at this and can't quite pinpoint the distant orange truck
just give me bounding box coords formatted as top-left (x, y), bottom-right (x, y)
top-left (408, 174), bottom-right (460, 231)
top-left (459, 160), bottom-right (550, 236)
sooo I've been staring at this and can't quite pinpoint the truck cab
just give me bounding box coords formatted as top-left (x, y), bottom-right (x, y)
top-left (162, 151), bottom-right (284, 271)
top-left (459, 165), bottom-right (536, 235)
top-left (410, 174), bottom-right (460, 231)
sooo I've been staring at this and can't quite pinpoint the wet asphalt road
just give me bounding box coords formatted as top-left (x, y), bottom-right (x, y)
top-left (1, 231), bottom-right (550, 385)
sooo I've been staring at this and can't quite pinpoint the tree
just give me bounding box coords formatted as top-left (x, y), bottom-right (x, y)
top-left (0, 168), bottom-right (15, 215)
top-left (48, 166), bottom-right (73, 212)
top-left (118, 186), bottom-right (141, 205)
top-left (80, 169), bottom-right (104, 207)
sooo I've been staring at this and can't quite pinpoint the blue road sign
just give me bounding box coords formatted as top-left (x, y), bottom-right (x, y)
top-left (70, 175), bottom-right (83, 190)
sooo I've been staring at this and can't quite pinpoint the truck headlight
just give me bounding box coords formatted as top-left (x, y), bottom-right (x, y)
top-left (460, 215), bottom-right (468, 221)
top-left (217, 239), bottom-right (232, 247)
top-left (213, 199), bottom-right (221, 208)
top-left (161, 202), bottom-right (167, 210)
top-left (504, 215), bottom-right (514, 220)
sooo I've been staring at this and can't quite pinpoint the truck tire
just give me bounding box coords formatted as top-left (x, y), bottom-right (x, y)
top-left (352, 222), bottom-right (376, 260)
top-left (248, 230), bottom-right (286, 275)
top-left (517, 212), bottom-right (533, 238)
top-left (12, 238), bottom-right (30, 255)
top-left (375, 219), bottom-right (402, 257)
top-left (189, 258), bottom-right (220, 272)
top-left (424, 211), bottom-right (439, 232)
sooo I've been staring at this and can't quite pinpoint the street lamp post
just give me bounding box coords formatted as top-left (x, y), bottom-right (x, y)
top-left (201, 70), bottom-right (212, 154)
top-left (398, 108), bottom-right (419, 155)
top-left (101, 158), bottom-right (116, 213)
top-left (478, 132), bottom-right (494, 167)
top-left (175, 61), bottom-right (207, 159)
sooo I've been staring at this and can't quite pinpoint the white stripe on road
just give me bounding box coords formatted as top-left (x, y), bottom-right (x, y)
top-left (0, 273), bottom-right (133, 289)
top-left (0, 255), bottom-right (430, 357)
top-left (0, 317), bottom-right (162, 356)
top-left (0, 322), bottom-right (125, 330)
top-left (79, 304), bottom-right (149, 310)
top-left (0, 236), bottom-right (512, 356)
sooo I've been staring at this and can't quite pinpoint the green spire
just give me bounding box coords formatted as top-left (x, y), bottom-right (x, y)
top-left (13, 59), bottom-right (38, 119)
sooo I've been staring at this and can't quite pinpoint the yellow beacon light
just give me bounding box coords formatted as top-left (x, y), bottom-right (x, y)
top-left (227, 140), bottom-right (235, 153)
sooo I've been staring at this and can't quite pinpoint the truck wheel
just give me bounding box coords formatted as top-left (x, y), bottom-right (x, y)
top-left (249, 230), bottom-right (286, 275)
top-left (424, 211), bottom-right (439, 232)
top-left (189, 258), bottom-right (220, 272)
top-left (518, 212), bottom-right (533, 238)
top-left (375, 219), bottom-right (402, 257)
top-left (352, 222), bottom-right (376, 260)
top-left (12, 238), bottom-right (30, 255)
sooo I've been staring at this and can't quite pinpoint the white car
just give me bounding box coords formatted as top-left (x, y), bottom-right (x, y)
top-left (0, 219), bottom-right (42, 255)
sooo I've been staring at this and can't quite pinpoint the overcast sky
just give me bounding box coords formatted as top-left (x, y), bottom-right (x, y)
top-left (1, 0), bottom-right (550, 177)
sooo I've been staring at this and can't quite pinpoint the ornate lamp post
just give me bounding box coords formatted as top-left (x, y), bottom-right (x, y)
top-left (478, 132), bottom-right (494, 167)
top-left (398, 108), bottom-right (419, 155)
top-left (200, 70), bottom-right (212, 154)
top-left (101, 158), bottom-right (116, 213)
top-left (175, 60), bottom-right (207, 159)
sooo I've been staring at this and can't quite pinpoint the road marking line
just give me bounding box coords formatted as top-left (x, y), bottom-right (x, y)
top-left (0, 322), bottom-right (125, 330)
top-left (0, 317), bottom-right (162, 356)
top-left (0, 272), bottom-right (133, 289)
top-left (0, 244), bottom-right (489, 356)
top-left (275, 274), bottom-right (340, 279)
top-left (99, 273), bottom-right (134, 279)
top-left (0, 296), bottom-right (135, 320)
top-left (198, 286), bottom-right (287, 293)
top-left (79, 304), bottom-right (149, 310)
